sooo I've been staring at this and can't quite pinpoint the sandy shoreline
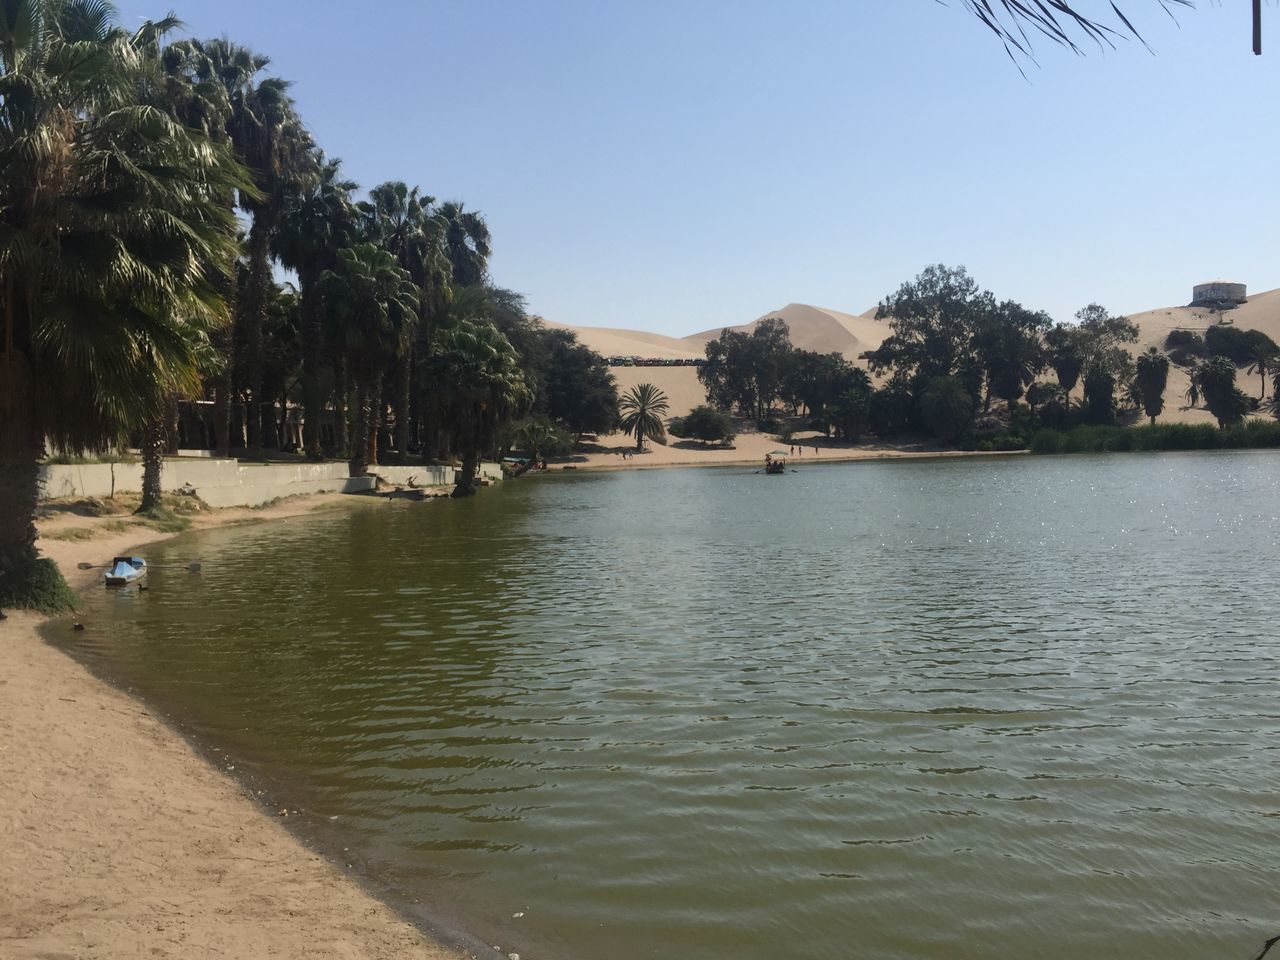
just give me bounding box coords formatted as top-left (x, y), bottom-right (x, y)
top-left (0, 494), bottom-right (488, 960)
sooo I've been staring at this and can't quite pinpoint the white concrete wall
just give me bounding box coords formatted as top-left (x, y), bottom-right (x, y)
top-left (38, 459), bottom-right (374, 507)
top-left (369, 465), bottom-right (456, 487)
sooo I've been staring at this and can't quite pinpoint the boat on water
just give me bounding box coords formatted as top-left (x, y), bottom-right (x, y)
top-left (764, 451), bottom-right (788, 475)
top-left (104, 556), bottom-right (147, 585)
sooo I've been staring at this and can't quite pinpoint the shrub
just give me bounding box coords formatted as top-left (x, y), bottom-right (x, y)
top-left (1030, 421), bottom-right (1280, 454)
top-left (670, 406), bottom-right (736, 444)
top-left (0, 557), bottom-right (76, 613)
top-left (918, 376), bottom-right (974, 442)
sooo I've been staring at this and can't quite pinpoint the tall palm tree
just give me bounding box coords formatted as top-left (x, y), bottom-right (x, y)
top-left (361, 182), bottom-right (452, 460)
top-left (428, 317), bottom-right (529, 496)
top-left (1244, 343), bottom-right (1276, 400)
top-left (201, 38), bottom-right (313, 450)
top-left (319, 244), bottom-right (418, 476)
top-left (0, 1), bottom-right (246, 606)
top-left (277, 151), bottom-right (358, 458)
top-left (1134, 346), bottom-right (1170, 425)
top-left (438, 201), bottom-right (492, 289)
top-left (619, 384), bottom-right (670, 451)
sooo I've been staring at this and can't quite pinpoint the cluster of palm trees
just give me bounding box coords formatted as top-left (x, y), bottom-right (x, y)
top-left (0, 1), bottom-right (540, 605)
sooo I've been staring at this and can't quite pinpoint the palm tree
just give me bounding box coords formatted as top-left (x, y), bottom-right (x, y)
top-left (0, 2), bottom-right (245, 607)
top-left (319, 244), bottom-right (419, 476)
top-left (956, 2), bottom-right (1212, 63)
top-left (619, 384), bottom-right (670, 451)
top-left (1184, 362), bottom-right (1202, 408)
top-left (1244, 343), bottom-right (1276, 400)
top-left (361, 182), bottom-right (451, 460)
top-left (277, 152), bottom-right (358, 458)
top-left (1134, 346), bottom-right (1171, 425)
top-left (438, 201), bottom-right (492, 288)
top-left (201, 39), bottom-right (313, 450)
top-left (429, 317), bottom-right (529, 496)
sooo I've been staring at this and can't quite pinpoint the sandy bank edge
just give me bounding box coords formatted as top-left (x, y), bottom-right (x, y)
top-left (0, 493), bottom-right (498, 960)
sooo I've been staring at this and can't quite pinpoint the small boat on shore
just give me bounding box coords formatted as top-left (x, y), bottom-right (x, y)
top-left (105, 556), bottom-right (147, 586)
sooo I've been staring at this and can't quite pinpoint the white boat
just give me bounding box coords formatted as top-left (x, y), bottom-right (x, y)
top-left (104, 556), bottom-right (147, 586)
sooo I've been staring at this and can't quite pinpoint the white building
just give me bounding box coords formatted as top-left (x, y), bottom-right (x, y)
top-left (1191, 281), bottom-right (1247, 307)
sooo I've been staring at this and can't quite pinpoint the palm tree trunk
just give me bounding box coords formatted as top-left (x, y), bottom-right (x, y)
top-left (335, 356), bottom-right (349, 460)
top-left (301, 283), bottom-right (324, 461)
top-left (0, 280), bottom-right (62, 608)
top-left (166, 393), bottom-right (181, 454)
top-left (453, 448), bottom-right (478, 496)
top-left (366, 381), bottom-right (382, 468)
top-left (244, 217), bottom-right (271, 450)
top-left (138, 419), bottom-right (165, 513)
top-left (213, 325), bottom-right (233, 456)
top-left (394, 349), bottom-right (412, 463)
top-left (350, 379), bottom-right (369, 476)
top-left (0, 428), bottom-right (42, 602)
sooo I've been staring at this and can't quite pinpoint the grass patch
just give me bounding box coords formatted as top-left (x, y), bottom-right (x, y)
top-left (99, 519), bottom-right (136, 533)
top-left (0, 557), bottom-right (76, 613)
top-left (1031, 420), bottom-right (1280, 454)
top-left (132, 505), bottom-right (192, 533)
top-left (41, 526), bottom-right (98, 542)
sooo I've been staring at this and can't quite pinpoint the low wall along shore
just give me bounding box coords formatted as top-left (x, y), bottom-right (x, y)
top-left (38, 457), bottom-right (504, 507)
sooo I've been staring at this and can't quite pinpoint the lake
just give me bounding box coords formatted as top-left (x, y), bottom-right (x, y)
top-left (60, 452), bottom-right (1280, 960)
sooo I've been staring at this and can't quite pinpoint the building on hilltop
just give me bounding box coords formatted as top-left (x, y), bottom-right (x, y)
top-left (1191, 280), bottom-right (1247, 308)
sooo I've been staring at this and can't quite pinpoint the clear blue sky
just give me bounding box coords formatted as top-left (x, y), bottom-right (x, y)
top-left (116, 1), bottom-right (1279, 335)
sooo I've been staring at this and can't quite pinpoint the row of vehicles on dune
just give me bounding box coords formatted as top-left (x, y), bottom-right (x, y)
top-left (605, 357), bottom-right (705, 367)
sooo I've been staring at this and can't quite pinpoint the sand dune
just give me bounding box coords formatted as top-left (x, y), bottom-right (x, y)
top-left (541, 318), bottom-right (703, 360)
top-left (683, 302), bottom-right (889, 362)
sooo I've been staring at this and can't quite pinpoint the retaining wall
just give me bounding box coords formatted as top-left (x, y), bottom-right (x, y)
top-left (38, 459), bottom-right (373, 507)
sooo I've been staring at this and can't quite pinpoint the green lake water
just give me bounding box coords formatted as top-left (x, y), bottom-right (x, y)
top-left (59, 452), bottom-right (1280, 960)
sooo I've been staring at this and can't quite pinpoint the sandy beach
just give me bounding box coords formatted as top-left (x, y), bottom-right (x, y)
top-left (0, 495), bottom-right (480, 960)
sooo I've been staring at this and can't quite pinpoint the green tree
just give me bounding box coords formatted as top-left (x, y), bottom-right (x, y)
top-left (1134, 347), bottom-right (1170, 425)
top-left (541, 330), bottom-right (619, 436)
top-left (360, 181), bottom-right (452, 459)
top-left (1025, 381), bottom-right (1061, 422)
top-left (0, 2), bottom-right (246, 607)
top-left (429, 318), bottom-right (529, 495)
top-left (828, 370), bottom-right (874, 441)
top-left (871, 265), bottom-right (995, 383)
top-left (618, 383), bottom-right (670, 451)
top-left (869, 374), bottom-right (916, 437)
top-left (319, 244), bottom-right (419, 475)
top-left (1196, 355), bottom-right (1251, 428)
top-left (670, 405), bottom-right (736, 445)
top-left (699, 319), bottom-right (794, 419)
top-left (1044, 324), bottom-right (1086, 393)
top-left (975, 300), bottom-right (1050, 409)
top-left (1083, 366), bottom-right (1117, 424)
top-left (277, 152), bottom-right (358, 458)
top-left (918, 376), bottom-right (975, 442)
top-left (196, 38), bottom-right (313, 450)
